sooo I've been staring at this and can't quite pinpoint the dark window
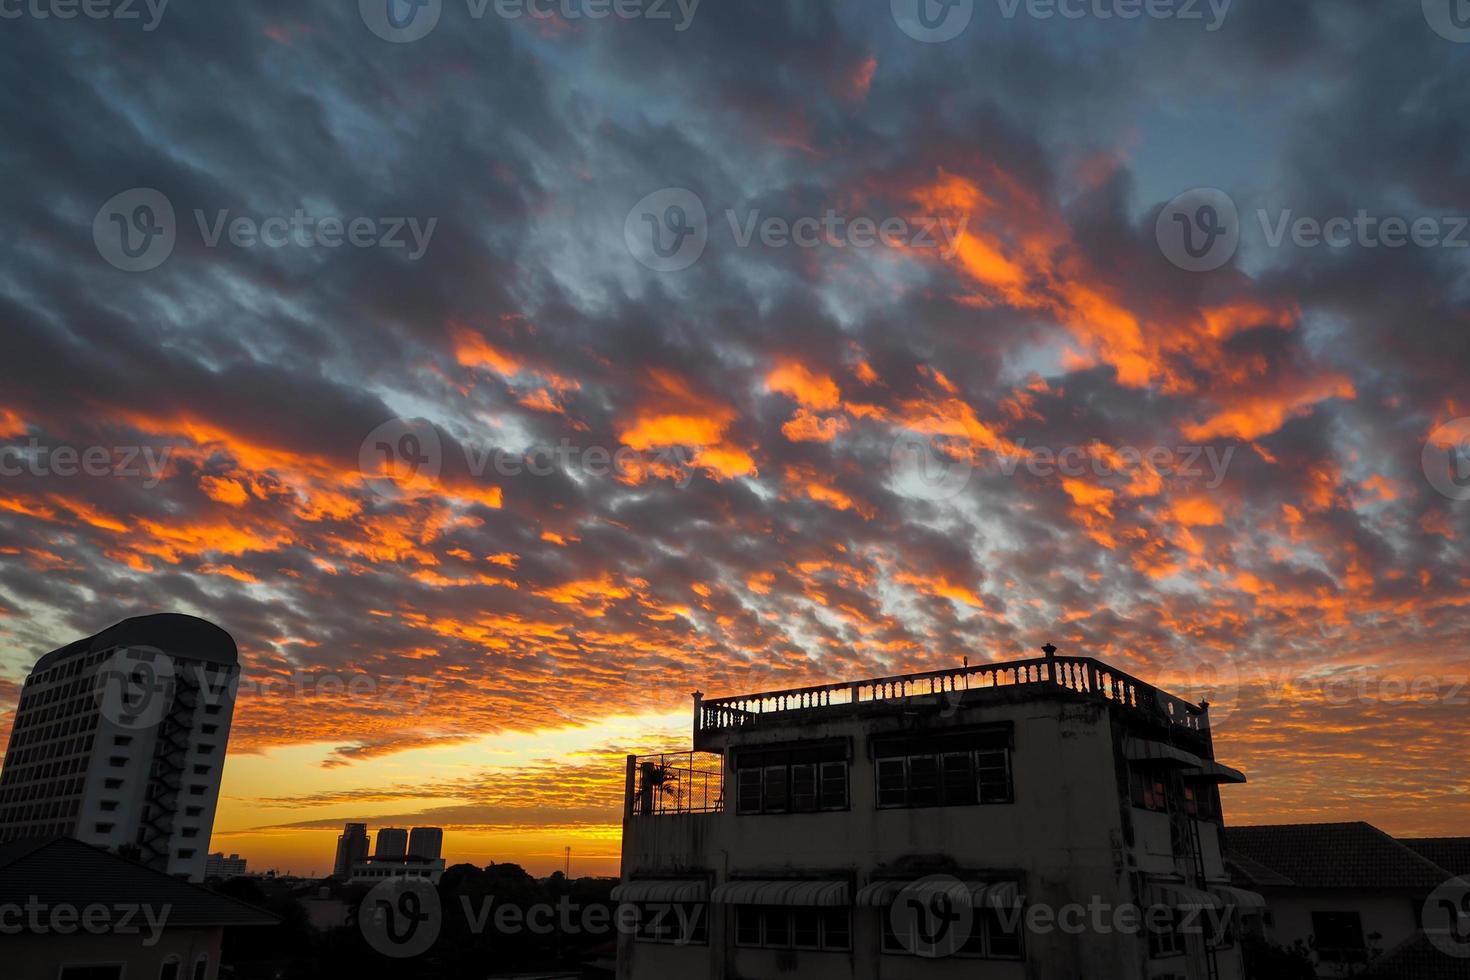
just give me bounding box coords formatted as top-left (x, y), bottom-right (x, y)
top-left (192, 958), bottom-right (208, 980)
top-left (58, 968), bottom-right (124, 980)
top-left (792, 908), bottom-right (821, 949)
top-left (1149, 909), bottom-right (1187, 958)
top-left (735, 906), bottom-right (850, 951)
top-left (734, 906), bottom-right (762, 946)
top-left (160, 959), bottom-right (181, 980)
top-left (763, 907), bottom-right (790, 947)
top-left (734, 742), bottom-right (847, 815)
top-left (883, 904), bottom-right (1022, 959)
top-left (1130, 768), bottom-right (1169, 813)
top-left (1312, 910), bottom-right (1367, 962)
top-left (874, 729), bottom-right (1013, 808)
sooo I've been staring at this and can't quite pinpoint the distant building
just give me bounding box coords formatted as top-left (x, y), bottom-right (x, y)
top-left (333, 822), bottom-right (370, 878)
top-left (617, 648), bottom-right (1258, 980)
top-left (0, 836), bottom-right (275, 980)
top-left (204, 851), bottom-right (247, 878)
top-left (1227, 822), bottom-right (1469, 978)
top-left (0, 613), bottom-right (241, 882)
top-left (409, 825), bottom-right (443, 859)
top-left (375, 826), bottom-right (408, 858)
top-left (348, 853), bottom-right (446, 885)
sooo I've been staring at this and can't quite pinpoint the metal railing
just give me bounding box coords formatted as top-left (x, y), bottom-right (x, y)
top-left (695, 655), bottom-right (1208, 735)
top-left (627, 751), bottom-right (724, 817)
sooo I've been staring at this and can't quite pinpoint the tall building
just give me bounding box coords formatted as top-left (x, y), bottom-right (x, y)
top-left (333, 822), bottom-right (370, 877)
top-left (408, 825), bottom-right (443, 859)
top-left (615, 647), bottom-right (1258, 980)
top-left (375, 826), bottom-right (408, 858)
top-left (204, 851), bottom-right (248, 878)
top-left (0, 613), bottom-right (240, 882)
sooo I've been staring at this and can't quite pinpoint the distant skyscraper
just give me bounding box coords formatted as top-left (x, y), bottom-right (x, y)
top-left (333, 822), bottom-right (370, 877)
top-left (375, 826), bottom-right (408, 859)
top-left (0, 613), bottom-right (240, 882)
top-left (205, 852), bottom-right (248, 878)
top-left (409, 826), bottom-right (443, 859)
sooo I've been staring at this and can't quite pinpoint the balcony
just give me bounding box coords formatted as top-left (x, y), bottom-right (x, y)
top-left (694, 654), bottom-right (1210, 744)
top-left (624, 750), bottom-right (724, 818)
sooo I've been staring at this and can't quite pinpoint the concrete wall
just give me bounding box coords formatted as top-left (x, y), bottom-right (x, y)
top-left (5, 925), bottom-right (223, 980)
top-left (1260, 888), bottom-right (1421, 977)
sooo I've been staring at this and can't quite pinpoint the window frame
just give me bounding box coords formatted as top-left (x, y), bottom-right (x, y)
top-left (732, 905), bottom-right (852, 952)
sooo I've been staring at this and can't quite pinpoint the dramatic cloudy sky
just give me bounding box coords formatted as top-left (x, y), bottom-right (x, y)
top-left (1, 0), bottom-right (1467, 874)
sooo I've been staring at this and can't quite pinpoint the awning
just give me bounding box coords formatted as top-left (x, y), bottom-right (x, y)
top-left (1181, 759), bottom-right (1248, 784)
top-left (855, 878), bottom-right (1021, 910)
top-left (1124, 737), bottom-right (1205, 768)
top-left (610, 879), bottom-right (709, 903)
top-left (1146, 880), bottom-right (1222, 909)
top-left (710, 879), bottom-right (849, 906)
top-left (1208, 885), bottom-right (1267, 912)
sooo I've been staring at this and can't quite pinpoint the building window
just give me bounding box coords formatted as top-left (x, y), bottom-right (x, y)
top-left (881, 907), bottom-right (1023, 959)
top-left (1182, 782), bottom-right (1219, 820)
top-left (191, 956), bottom-right (209, 980)
top-left (1311, 910), bottom-right (1367, 962)
top-left (159, 957), bottom-right (181, 980)
top-left (735, 742), bottom-right (848, 815)
top-left (1149, 910), bottom-right (1187, 958)
top-left (1129, 767), bottom-right (1169, 813)
top-left (734, 906), bottom-right (851, 951)
top-left (633, 902), bottom-right (708, 945)
top-left (58, 967), bottom-right (124, 980)
top-left (873, 729), bottom-right (1012, 809)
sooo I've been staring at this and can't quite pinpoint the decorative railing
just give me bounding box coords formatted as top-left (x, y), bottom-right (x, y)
top-left (626, 751), bottom-right (724, 817)
top-left (695, 655), bottom-right (1208, 736)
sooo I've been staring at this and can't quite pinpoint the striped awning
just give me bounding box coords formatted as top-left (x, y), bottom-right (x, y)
top-left (1146, 880), bottom-right (1222, 909)
top-left (1209, 884), bottom-right (1267, 912)
top-left (610, 879), bottom-right (709, 903)
top-left (855, 878), bottom-right (1021, 910)
top-left (710, 879), bottom-right (849, 906)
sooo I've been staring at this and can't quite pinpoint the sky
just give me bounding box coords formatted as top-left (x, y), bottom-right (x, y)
top-left (0, 0), bottom-right (1468, 877)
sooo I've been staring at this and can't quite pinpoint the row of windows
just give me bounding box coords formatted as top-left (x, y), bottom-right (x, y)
top-left (1128, 769), bottom-right (1221, 819)
top-left (631, 903), bottom-right (1020, 959)
top-left (875, 748), bottom-right (1011, 808)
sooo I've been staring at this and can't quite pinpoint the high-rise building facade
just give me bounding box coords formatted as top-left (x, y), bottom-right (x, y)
top-left (375, 826), bottom-right (408, 858)
top-left (0, 613), bottom-right (240, 882)
top-left (333, 822), bottom-right (370, 877)
top-left (408, 825), bottom-right (443, 860)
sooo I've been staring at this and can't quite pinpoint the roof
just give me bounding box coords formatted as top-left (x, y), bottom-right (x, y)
top-left (1365, 931), bottom-right (1470, 980)
top-left (1403, 838), bottom-right (1470, 878)
top-left (0, 837), bottom-right (277, 929)
top-left (33, 613), bottom-right (238, 673)
top-left (1227, 822), bottom-right (1453, 890)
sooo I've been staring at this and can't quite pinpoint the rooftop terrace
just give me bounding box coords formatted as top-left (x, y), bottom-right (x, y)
top-left (692, 651), bottom-right (1211, 744)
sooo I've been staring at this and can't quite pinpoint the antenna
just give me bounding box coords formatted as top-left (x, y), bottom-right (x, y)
top-left (564, 846), bottom-right (571, 877)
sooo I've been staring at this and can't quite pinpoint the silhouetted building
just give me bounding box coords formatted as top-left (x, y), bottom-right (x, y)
top-left (618, 647), bottom-right (1258, 980)
top-left (333, 822), bottom-right (370, 878)
top-left (409, 825), bottom-right (443, 859)
top-left (349, 852), bottom-right (446, 885)
top-left (0, 614), bottom-right (240, 881)
top-left (205, 851), bottom-right (247, 878)
top-left (375, 826), bottom-right (408, 858)
top-left (1, 836), bottom-right (275, 980)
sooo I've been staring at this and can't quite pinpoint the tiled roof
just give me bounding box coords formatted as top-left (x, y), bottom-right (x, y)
top-left (0, 837), bottom-right (277, 929)
top-left (1365, 931), bottom-right (1470, 980)
top-left (1403, 838), bottom-right (1470, 878)
top-left (1225, 822), bottom-right (1452, 890)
